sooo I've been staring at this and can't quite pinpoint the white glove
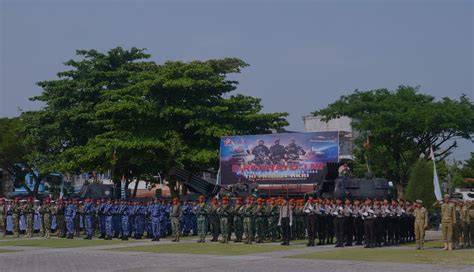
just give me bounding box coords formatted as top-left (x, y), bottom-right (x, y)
top-left (289, 222), bottom-right (292, 227)
top-left (363, 212), bottom-right (368, 217)
top-left (277, 222), bottom-right (281, 226)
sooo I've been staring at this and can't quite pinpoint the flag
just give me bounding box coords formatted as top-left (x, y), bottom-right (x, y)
top-left (59, 177), bottom-right (64, 199)
top-left (430, 146), bottom-right (442, 201)
top-left (121, 174), bottom-right (126, 199)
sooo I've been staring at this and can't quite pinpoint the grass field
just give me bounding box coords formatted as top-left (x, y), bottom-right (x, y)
top-left (111, 242), bottom-right (299, 256)
top-left (0, 238), bottom-right (138, 248)
top-left (288, 247), bottom-right (474, 266)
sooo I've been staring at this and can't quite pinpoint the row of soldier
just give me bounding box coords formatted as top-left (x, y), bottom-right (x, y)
top-left (0, 195), bottom-right (472, 250)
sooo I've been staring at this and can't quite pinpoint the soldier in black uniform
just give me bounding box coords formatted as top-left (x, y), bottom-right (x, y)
top-left (269, 139), bottom-right (286, 164)
top-left (325, 198), bottom-right (335, 245)
top-left (353, 199), bottom-right (364, 245)
top-left (285, 138), bottom-right (306, 161)
top-left (303, 197), bottom-right (317, 247)
top-left (362, 198), bottom-right (376, 248)
top-left (250, 140), bottom-right (271, 165)
top-left (334, 198), bottom-right (346, 247)
top-left (343, 198), bottom-right (354, 246)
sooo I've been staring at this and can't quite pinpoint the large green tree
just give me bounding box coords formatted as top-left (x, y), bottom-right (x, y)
top-left (25, 47), bottom-right (288, 196)
top-left (313, 86), bottom-right (474, 197)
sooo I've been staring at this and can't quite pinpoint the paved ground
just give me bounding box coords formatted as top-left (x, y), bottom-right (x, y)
top-left (0, 232), bottom-right (471, 272)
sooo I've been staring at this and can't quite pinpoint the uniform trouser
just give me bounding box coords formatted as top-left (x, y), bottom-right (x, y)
top-left (220, 217), bottom-right (228, 240)
top-left (344, 216), bottom-right (353, 245)
top-left (233, 217), bottom-right (243, 240)
top-left (306, 214), bottom-right (317, 243)
top-left (74, 215), bottom-right (81, 236)
top-left (335, 217), bottom-right (345, 244)
top-left (364, 219), bottom-right (375, 247)
top-left (354, 217), bottom-right (364, 244)
top-left (210, 217), bottom-right (220, 240)
top-left (57, 215), bottom-right (66, 237)
top-left (43, 215), bottom-right (51, 238)
top-left (171, 217), bottom-right (180, 237)
top-left (268, 217), bottom-right (279, 240)
top-left (243, 218), bottom-right (254, 242)
top-left (197, 217), bottom-right (207, 239)
top-left (0, 218), bottom-right (5, 237)
top-left (151, 219), bottom-right (161, 238)
top-left (414, 220), bottom-right (425, 245)
top-left (470, 220), bottom-right (474, 246)
top-left (85, 215), bottom-right (94, 237)
top-left (12, 215), bottom-right (19, 237)
top-left (441, 220), bottom-right (453, 243)
top-left (399, 216), bottom-right (407, 242)
top-left (66, 217), bottom-right (75, 235)
top-left (121, 217), bottom-right (129, 237)
top-left (453, 222), bottom-right (461, 245)
top-left (408, 216), bottom-right (415, 241)
top-left (255, 218), bottom-right (264, 241)
top-left (317, 215), bottom-right (326, 243)
top-left (391, 217), bottom-right (400, 243)
top-left (105, 216), bottom-right (113, 236)
top-left (100, 216), bottom-right (106, 236)
top-left (26, 215), bottom-right (34, 238)
top-left (281, 217), bottom-right (290, 244)
top-left (375, 218), bottom-right (384, 245)
top-left (326, 216), bottom-right (335, 241)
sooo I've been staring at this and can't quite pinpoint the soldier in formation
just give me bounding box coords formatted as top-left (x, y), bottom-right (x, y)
top-left (0, 195), bottom-right (472, 251)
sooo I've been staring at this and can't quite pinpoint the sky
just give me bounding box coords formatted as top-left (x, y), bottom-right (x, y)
top-left (1, 0), bottom-right (473, 159)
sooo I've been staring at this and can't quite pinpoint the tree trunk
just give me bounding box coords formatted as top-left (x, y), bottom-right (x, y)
top-left (132, 176), bottom-right (140, 198)
top-left (396, 182), bottom-right (404, 199)
top-left (167, 179), bottom-right (179, 198)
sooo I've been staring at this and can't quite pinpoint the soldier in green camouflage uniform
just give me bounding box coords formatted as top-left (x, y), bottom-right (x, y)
top-left (217, 197), bottom-right (231, 243)
top-left (0, 199), bottom-right (5, 237)
top-left (453, 200), bottom-right (462, 249)
top-left (195, 196), bottom-right (210, 243)
top-left (24, 198), bottom-right (35, 238)
top-left (243, 197), bottom-right (255, 244)
top-left (40, 199), bottom-right (52, 238)
top-left (459, 200), bottom-right (470, 248)
top-left (255, 198), bottom-right (266, 243)
top-left (233, 197), bottom-right (244, 242)
top-left (266, 198), bottom-right (279, 242)
top-left (56, 199), bottom-right (67, 238)
top-left (170, 198), bottom-right (182, 242)
top-left (12, 198), bottom-right (21, 238)
top-left (209, 198), bottom-right (220, 242)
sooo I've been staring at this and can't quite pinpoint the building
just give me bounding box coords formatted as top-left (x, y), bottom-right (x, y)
top-left (303, 115), bottom-right (357, 161)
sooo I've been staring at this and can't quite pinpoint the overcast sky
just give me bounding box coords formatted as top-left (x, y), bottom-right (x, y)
top-left (1, 0), bottom-right (473, 159)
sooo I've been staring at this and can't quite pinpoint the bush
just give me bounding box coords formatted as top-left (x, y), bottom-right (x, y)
top-left (405, 159), bottom-right (437, 209)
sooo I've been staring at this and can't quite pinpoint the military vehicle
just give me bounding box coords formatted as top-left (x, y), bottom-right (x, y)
top-left (311, 176), bottom-right (395, 200)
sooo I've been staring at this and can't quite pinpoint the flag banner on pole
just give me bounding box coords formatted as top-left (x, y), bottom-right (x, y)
top-left (430, 146), bottom-right (443, 201)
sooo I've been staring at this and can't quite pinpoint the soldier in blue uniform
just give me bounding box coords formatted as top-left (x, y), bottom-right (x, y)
top-left (103, 199), bottom-right (114, 240)
top-left (65, 199), bottom-right (77, 239)
top-left (150, 199), bottom-right (162, 241)
top-left (112, 199), bottom-right (122, 238)
top-left (83, 198), bottom-right (95, 239)
top-left (160, 200), bottom-right (170, 237)
top-left (120, 200), bottom-right (130, 240)
top-left (134, 201), bottom-right (145, 239)
top-left (182, 200), bottom-right (192, 236)
top-left (191, 201), bottom-right (198, 236)
top-left (98, 199), bottom-right (106, 239)
top-left (145, 201), bottom-right (152, 238)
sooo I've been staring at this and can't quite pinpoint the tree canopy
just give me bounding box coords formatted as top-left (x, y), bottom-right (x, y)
top-left (24, 47), bottom-right (288, 195)
top-left (313, 86), bottom-right (474, 196)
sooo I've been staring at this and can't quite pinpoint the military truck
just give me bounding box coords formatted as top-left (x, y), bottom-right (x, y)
top-left (308, 176), bottom-right (395, 200)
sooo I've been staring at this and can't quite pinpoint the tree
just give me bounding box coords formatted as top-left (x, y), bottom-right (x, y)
top-left (25, 47), bottom-right (289, 196)
top-left (313, 86), bottom-right (474, 197)
top-left (0, 117), bottom-right (44, 196)
top-left (405, 159), bottom-right (437, 210)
